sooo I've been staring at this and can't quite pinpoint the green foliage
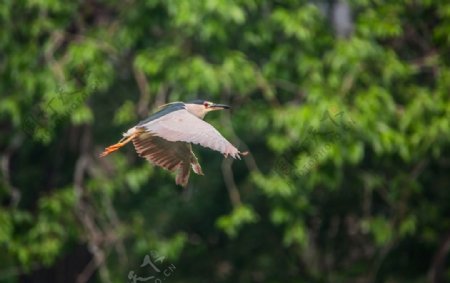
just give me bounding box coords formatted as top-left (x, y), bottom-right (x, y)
top-left (216, 205), bottom-right (258, 238)
top-left (1, 0), bottom-right (450, 282)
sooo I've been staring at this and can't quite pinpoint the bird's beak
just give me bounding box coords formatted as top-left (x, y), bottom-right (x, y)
top-left (210, 103), bottom-right (230, 110)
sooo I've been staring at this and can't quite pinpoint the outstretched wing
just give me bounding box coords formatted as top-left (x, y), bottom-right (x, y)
top-left (138, 109), bottom-right (242, 159)
top-left (132, 132), bottom-right (203, 186)
top-left (133, 132), bottom-right (189, 171)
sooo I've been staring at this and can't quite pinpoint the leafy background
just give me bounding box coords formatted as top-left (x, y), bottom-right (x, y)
top-left (1, 0), bottom-right (450, 282)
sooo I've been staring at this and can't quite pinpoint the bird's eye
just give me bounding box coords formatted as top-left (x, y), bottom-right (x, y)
top-left (203, 102), bottom-right (209, 107)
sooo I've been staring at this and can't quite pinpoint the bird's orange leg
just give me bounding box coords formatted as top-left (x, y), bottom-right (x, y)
top-left (99, 133), bottom-right (138, 157)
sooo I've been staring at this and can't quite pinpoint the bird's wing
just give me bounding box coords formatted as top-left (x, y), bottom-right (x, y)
top-left (138, 109), bottom-right (242, 159)
top-left (132, 132), bottom-right (201, 186)
top-left (133, 132), bottom-right (189, 171)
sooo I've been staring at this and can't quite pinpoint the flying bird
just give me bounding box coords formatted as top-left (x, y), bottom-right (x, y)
top-left (100, 100), bottom-right (247, 186)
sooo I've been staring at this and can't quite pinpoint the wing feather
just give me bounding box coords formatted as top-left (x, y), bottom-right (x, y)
top-left (139, 109), bottom-right (242, 159)
top-left (132, 132), bottom-right (203, 186)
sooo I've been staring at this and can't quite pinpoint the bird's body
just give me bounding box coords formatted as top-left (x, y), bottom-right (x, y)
top-left (100, 100), bottom-right (246, 186)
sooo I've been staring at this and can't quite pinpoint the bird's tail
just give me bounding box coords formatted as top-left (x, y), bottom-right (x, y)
top-left (99, 133), bottom-right (138, 157)
top-left (175, 162), bottom-right (191, 187)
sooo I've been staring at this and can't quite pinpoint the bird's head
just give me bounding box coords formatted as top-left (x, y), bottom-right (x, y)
top-left (184, 99), bottom-right (230, 119)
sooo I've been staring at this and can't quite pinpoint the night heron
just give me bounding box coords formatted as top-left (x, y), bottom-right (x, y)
top-left (100, 100), bottom-right (247, 186)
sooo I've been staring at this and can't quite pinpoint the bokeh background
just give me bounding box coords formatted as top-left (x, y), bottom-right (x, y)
top-left (1, 0), bottom-right (450, 282)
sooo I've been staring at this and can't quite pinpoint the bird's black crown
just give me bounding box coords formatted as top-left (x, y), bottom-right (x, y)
top-left (188, 99), bottom-right (207, 105)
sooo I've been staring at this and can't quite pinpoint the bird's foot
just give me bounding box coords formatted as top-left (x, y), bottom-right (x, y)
top-left (99, 143), bottom-right (124, 157)
top-left (99, 133), bottom-right (139, 158)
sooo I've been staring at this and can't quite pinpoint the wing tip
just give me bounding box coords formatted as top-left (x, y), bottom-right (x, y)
top-left (224, 150), bottom-right (249, 160)
top-left (175, 162), bottom-right (190, 187)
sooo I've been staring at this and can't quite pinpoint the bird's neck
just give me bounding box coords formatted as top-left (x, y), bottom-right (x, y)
top-left (185, 104), bottom-right (206, 119)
